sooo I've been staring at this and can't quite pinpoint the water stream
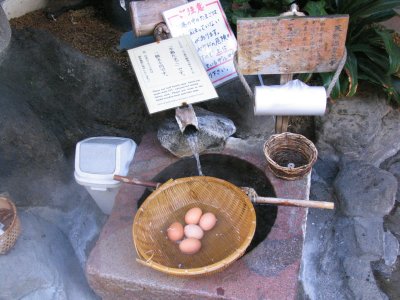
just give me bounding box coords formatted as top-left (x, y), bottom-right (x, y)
top-left (186, 132), bottom-right (203, 176)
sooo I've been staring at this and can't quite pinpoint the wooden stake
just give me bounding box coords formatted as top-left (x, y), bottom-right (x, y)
top-left (275, 74), bottom-right (293, 133)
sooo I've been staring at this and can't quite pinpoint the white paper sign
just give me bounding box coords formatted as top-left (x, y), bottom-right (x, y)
top-left (128, 36), bottom-right (218, 114)
top-left (163, 0), bottom-right (237, 86)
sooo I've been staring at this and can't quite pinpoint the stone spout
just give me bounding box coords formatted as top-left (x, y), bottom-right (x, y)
top-left (158, 107), bottom-right (236, 157)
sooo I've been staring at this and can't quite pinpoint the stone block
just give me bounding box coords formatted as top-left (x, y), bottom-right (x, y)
top-left (334, 160), bottom-right (397, 218)
top-left (0, 211), bottom-right (98, 299)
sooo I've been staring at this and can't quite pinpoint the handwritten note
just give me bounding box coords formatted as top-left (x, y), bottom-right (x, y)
top-left (163, 0), bottom-right (237, 86)
top-left (237, 15), bottom-right (349, 75)
top-left (128, 35), bottom-right (218, 114)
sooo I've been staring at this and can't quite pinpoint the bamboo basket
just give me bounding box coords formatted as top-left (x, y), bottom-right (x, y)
top-left (263, 132), bottom-right (318, 180)
top-left (0, 196), bottom-right (21, 254)
top-left (133, 176), bottom-right (256, 276)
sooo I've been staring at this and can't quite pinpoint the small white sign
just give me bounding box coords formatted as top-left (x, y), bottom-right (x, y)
top-left (128, 36), bottom-right (218, 114)
top-left (163, 0), bottom-right (237, 86)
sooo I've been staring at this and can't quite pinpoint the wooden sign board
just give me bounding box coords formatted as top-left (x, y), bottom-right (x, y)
top-left (237, 15), bottom-right (349, 75)
top-left (127, 35), bottom-right (218, 114)
top-left (129, 0), bottom-right (188, 37)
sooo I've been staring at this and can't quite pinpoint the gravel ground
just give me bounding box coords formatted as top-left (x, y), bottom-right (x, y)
top-left (10, 6), bottom-right (131, 69)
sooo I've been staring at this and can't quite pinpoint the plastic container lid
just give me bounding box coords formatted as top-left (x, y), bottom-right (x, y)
top-left (74, 137), bottom-right (136, 187)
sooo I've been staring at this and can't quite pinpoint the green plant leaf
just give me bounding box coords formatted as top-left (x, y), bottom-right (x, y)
top-left (357, 56), bottom-right (399, 103)
top-left (343, 50), bottom-right (358, 96)
top-left (320, 72), bottom-right (341, 98)
top-left (336, 0), bottom-right (376, 14)
top-left (230, 9), bottom-right (252, 24)
top-left (255, 7), bottom-right (279, 17)
top-left (375, 28), bottom-right (400, 75)
top-left (297, 73), bottom-right (314, 83)
top-left (350, 10), bottom-right (398, 36)
top-left (350, 44), bottom-right (390, 70)
top-left (304, 1), bottom-right (328, 16)
top-left (351, 0), bottom-right (400, 20)
top-left (358, 57), bottom-right (390, 84)
top-left (389, 76), bottom-right (400, 103)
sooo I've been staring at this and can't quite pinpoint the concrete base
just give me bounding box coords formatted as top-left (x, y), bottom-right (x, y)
top-left (86, 133), bottom-right (310, 299)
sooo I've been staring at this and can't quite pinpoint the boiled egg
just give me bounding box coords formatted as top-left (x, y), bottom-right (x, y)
top-left (167, 222), bottom-right (184, 242)
top-left (184, 224), bottom-right (204, 240)
top-left (179, 238), bottom-right (202, 254)
top-left (199, 212), bottom-right (217, 231)
top-left (184, 207), bottom-right (202, 224)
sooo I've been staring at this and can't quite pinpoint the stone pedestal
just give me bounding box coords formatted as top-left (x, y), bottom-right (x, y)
top-left (86, 133), bottom-right (310, 299)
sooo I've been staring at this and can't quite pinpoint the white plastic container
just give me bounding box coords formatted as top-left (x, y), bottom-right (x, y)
top-left (74, 137), bottom-right (136, 214)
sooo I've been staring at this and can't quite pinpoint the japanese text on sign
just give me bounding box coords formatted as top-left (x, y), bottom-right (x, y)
top-left (163, 0), bottom-right (237, 86)
top-left (237, 15), bottom-right (349, 75)
top-left (127, 36), bottom-right (217, 114)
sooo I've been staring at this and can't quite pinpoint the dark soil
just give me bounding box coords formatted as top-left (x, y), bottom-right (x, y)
top-left (10, 7), bottom-right (130, 69)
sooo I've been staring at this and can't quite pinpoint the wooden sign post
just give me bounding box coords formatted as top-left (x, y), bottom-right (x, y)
top-left (237, 10), bottom-right (349, 133)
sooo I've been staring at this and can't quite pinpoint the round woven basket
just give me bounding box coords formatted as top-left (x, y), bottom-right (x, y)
top-left (263, 132), bottom-right (318, 180)
top-left (133, 176), bottom-right (256, 276)
top-left (0, 196), bottom-right (21, 254)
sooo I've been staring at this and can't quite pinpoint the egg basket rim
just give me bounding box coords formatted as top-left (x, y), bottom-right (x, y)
top-left (132, 176), bottom-right (257, 276)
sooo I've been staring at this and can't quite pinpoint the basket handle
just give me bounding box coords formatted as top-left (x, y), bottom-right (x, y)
top-left (254, 196), bottom-right (334, 209)
top-left (113, 175), bottom-right (160, 189)
top-left (241, 187), bottom-right (334, 209)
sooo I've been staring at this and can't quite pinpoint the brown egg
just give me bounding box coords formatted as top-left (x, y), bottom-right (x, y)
top-left (167, 222), bottom-right (184, 242)
top-left (179, 238), bottom-right (202, 254)
top-left (184, 224), bottom-right (204, 240)
top-left (199, 212), bottom-right (217, 231)
top-left (184, 207), bottom-right (203, 224)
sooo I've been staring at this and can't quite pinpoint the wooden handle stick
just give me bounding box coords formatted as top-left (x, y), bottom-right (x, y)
top-left (253, 196), bottom-right (334, 209)
top-left (113, 175), bottom-right (160, 189)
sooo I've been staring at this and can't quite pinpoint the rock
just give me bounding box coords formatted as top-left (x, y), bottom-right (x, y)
top-left (0, 28), bottom-right (167, 156)
top-left (343, 256), bottom-right (388, 300)
top-left (334, 160), bottom-right (397, 218)
top-left (316, 94), bottom-right (400, 167)
top-left (381, 151), bottom-right (400, 202)
top-left (0, 28), bottom-right (164, 266)
top-left (385, 204), bottom-right (400, 241)
top-left (27, 190), bottom-right (107, 267)
top-left (373, 258), bottom-right (400, 300)
top-left (353, 217), bottom-right (384, 259)
top-left (157, 106), bottom-right (236, 157)
top-left (301, 159), bottom-right (398, 300)
top-left (301, 166), bottom-right (344, 300)
top-left (312, 155), bottom-right (339, 185)
top-left (0, 6), bottom-right (11, 64)
top-left (331, 217), bottom-right (359, 257)
top-left (388, 162), bottom-right (400, 202)
top-left (383, 231), bottom-right (399, 267)
top-left (0, 211), bottom-right (98, 300)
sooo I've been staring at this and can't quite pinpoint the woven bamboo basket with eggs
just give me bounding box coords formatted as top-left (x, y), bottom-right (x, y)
top-left (133, 176), bottom-right (256, 276)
